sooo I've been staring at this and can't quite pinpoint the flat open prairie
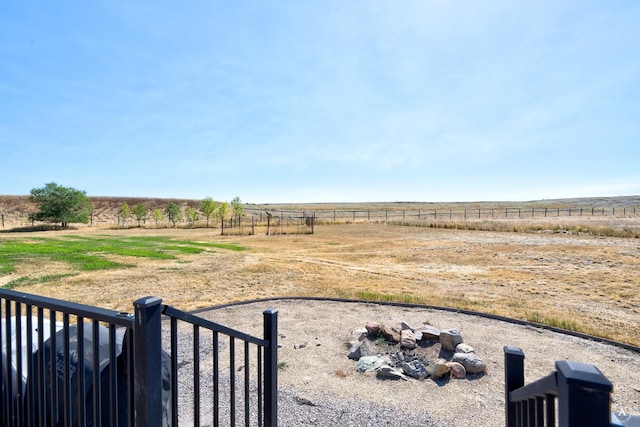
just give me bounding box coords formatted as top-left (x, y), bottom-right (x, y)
top-left (1, 207), bottom-right (639, 346)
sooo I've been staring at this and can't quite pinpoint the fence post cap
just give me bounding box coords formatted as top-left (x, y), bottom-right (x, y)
top-left (556, 360), bottom-right (612, 391)
top-left (133, 296), bottom-right (163, 307)
top-left (263, 308), bottom-right (278, 315)
top-left (503, 346), bottom-right (525, 357)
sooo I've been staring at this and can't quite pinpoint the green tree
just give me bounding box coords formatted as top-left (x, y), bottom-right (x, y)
top-left (230, 196), bottom-right (243, 221)
top-left (165, 202), bottom-right (182, 227)
top-left (152, 208), bottom-right (163, 228)
top-left (218, 201), bottom-right (229, 224)
top-left (132, 203), bottom-right (148, 227)
top-left (199, 197), bottom-right (218, 227)
top-left (185, 206), bottom-right (199, 227)
top-left (118, 202), bottom-right (131, 227)
top-left (29, 182), bottom-right (91, 228)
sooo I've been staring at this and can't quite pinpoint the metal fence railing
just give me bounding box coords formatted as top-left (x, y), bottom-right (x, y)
top-left (1, 289), bottom-right (278, 427)
top-left (504, 346), bottom-right (613, 427)
top-left (161, 305), bottom-right (277, 427)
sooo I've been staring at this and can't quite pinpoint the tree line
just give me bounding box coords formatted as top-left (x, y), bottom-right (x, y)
top-left (28, 182), bottom-right (243, 229)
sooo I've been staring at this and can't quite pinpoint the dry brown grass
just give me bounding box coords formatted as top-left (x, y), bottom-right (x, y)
top-left (1, 196), bottom-right (639, 346)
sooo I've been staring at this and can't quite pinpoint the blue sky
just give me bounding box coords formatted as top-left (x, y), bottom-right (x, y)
top-left (1, 1), bottom-right (639, 203)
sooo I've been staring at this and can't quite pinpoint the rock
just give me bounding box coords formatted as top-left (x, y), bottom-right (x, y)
top-left (348, 342), bottom-right (363, 360)
top-left (348, 328), bottom-right (368, 344)
top-left (400, 329), bottom-right (417, 349)
top-left (401, 360), bottom-right (427, 380)
top-left (455, 343), bottom-right (475, 354)
top-left (379, 324), bottom-right (401, 343)
top-left (439, 328), bottom-right (463, 351)
top-left (356, 356), bottom-right (385, 372)
top-left (446, 362), bottom-right (466, 379)
top-left (377, 365), bottom-right (408, 380)
top-left (452, 352), bottom-right (486, 374)
top-left (400, 321), bottom-right (414, 330)
top-left (294, 342), bottom-right (308, 349)
top-left (348, 339), bottom-right (373, 359)
top-left (427, 358), bottom-right (450, 379)
top-left (415, 326), bottom-right (440, 340)
top-left (359, 339), bottom-right (373, 357)
top-left (365, 321), bottom-right (380, 335)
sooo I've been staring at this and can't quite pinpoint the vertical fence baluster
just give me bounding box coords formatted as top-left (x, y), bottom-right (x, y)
top-left (230, 337), bottom-right (236, 426)
top-left (257, 346), bottom-right (263, 427)
top-left (63, 313), bottom-right (72, 427)
top-left (125, 327), bottom-right (135, 427)
top-left (49, 309), bottom-right (58, 426)
top-left (213, 332), bottom-right (219, 427)
top-left (77, 317), bottom-right (86, 427)
top-left (546, 394), bottom-right (555, 426)
top-left (16, 304), bottom-right (23, 427)
top-left (170, 317), bottom-right (179, 427)
top-left (3, 300), bottom-right (13, 426)
top-left (108, 325), bottom-right (117, 427)
top-left (193, 324), bottom-right (200, 427)
top-left (244, 341), bottom-right (250, 427)
top-left (37, 308), bottom-right (46, 427)
top-left (25, 305), bottom-right (33, 427)
top-left (92, 320), bottom-right (101, 426)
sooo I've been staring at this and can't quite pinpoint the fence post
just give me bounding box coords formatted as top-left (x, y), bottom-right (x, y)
top-left (504, 346), bottom-right (525, 427)
top-left (556, 360), bottom-right (612, 427)
top-left (133, 296), bottom-right (164, 427)
top-left (263, 309), bottom-right (278, 427)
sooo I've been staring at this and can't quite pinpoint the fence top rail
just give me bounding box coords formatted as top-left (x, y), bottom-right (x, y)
top-left (509, 371), bottom-right (558, 402)
top-left (0, 288), bottom-right (134, 327)
top-left (162, 304), bottom-right (269, 347)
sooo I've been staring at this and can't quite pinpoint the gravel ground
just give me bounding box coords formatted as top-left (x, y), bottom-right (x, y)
top-left (169, 298), bottom-right (640, 426)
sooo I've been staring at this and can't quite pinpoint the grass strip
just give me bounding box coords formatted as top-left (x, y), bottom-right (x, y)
top-left (0, 235), bottom-right (245, 276)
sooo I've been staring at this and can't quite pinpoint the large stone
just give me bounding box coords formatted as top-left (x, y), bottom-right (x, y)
top-left (452, 352), bottom-right (486, 374)
top-left (346, 328), bottom-right (367, 346)
top-left (400, 321), bottom-right (414, 331)
top-left (439, 328), bottom-right (463, 351)
top-left (401, 360), bottom-right (427, 380)
top-left (377, 365), bottom-right (408, 381)
top-left (348, 339), bottom-right (374, 360)
top-left (427, 358), bottom-right (450, 379)
top-left (455, 343), bottom-right (475, 354)
top-left (446, 362), bottom-right (466, 379)
top-left (356, 356), bottom-right (385, 372)
top-left (414, 325), bottom-right (440, 341)
top-left (400, 329), bottom-right (417, 349)
top-left (348, 342), bottom-right (362, 360)
top-left (379, 324), bottom-right (401, 343)
top-left (365, 321), bottom-right (381, 335)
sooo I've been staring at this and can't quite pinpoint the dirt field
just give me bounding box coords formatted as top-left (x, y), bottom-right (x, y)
top-left (1, 213), bottom-right (639, 347)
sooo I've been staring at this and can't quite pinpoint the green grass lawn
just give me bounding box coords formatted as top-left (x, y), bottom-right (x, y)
top-left (0, 235), bottom-right (245, 288)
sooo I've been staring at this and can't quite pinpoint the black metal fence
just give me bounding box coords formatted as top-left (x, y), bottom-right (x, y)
top-left (504, 346), bottom-right (613, 427)
top-left (0, 289), bottom-right (278, 427)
